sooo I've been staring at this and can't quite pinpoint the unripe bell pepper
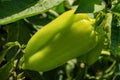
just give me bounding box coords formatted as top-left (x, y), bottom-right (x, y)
top-left (24, 10), bottom-right (75, 58)
top-left (78, 29), bottom-right (105, 65)
top-left (22, 10), bottom-right (104, 72)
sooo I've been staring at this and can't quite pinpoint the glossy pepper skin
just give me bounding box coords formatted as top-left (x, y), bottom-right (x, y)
top-left (22, 10), bottom-right (104, 72)
top-left (24, 10), bottom-right (75, 58)
top-left (78, 28), bottom-right (105, 65)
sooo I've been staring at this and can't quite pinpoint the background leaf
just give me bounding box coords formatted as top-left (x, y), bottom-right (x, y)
top-left (112, 3), bottom-right (120, 13)
top-left (6, 20), bottom-right (31, 44)
top-left (111, 14), bottom-right (120, 60)
top-left (0, 0), bottom-right (64, 25)
top-left (75, 0), bottom-right (100, 13)
top-left (0, 59), bottom-right (15, 80)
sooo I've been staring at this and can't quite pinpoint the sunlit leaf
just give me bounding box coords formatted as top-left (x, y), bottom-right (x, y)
top-left (0, 0), bottom-right (64, 25)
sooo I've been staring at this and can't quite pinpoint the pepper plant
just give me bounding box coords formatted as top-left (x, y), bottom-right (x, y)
top-left (0, 0), bottom-right (120, 80)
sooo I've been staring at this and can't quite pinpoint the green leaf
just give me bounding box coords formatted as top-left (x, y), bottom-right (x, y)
top-left (56, 3), bottom-right (65, 14)
top-left (26, 15), bottom-right (51, 29)
top-left (111, 14), bottom-right (120, 60)
top-left (6, 46), bottom-right (19, 61)
top-left (7, 20), bottom-right (31, 44)
top-left (0, 41), bottom-right (20, 64)
top-left (75, 0), bottom-right (100, 13)
top-left (0, 60), bottom-right (14, 80)
top-left (0, 0), bottom-right (64, 25)
top-left (0, 42), bottom-right (20, 80)
top-left (112, 3), bottom-right (120, 13)
top-left (115, 63), bottom-right (120, 76)
top-left (94, 3), bottom-right (105, 12)
top-left (0, 50), bottom-right (6, 64)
